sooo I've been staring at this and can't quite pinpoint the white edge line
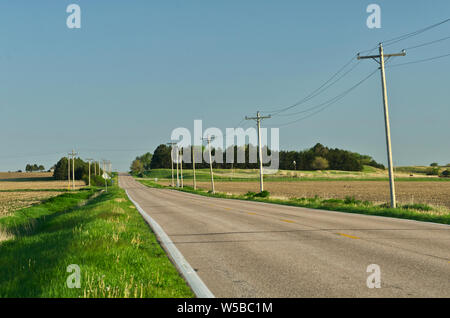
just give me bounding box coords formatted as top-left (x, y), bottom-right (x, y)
top-left (125, 189), bottom-right (215, 298)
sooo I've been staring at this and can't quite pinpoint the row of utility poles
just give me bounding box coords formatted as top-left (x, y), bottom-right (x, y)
top-left (167, 136), bottom-right (215, 193)
top-left (66, 149), bottom-right (111, 190)
top-left (165, 44), bottom-right (401, 208)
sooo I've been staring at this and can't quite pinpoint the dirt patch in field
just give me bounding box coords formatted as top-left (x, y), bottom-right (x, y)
top-left (159, 180), bottom-right (450, 208)
top-left (0, 191), bottom-right (62, 217)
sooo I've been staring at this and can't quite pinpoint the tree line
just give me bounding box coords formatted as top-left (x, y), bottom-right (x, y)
top-left (53, 157), bottom-right (106, 186)
top-left (130, 143), bottom-right (385, 174)
top-left (25, 164), bottom-right (46, 172)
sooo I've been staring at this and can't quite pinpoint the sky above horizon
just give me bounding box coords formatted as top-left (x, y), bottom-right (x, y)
top-left (1, 1), bottom-right (449, 172)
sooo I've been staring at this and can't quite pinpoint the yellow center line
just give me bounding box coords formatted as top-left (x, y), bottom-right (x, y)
top-left (337, 233), bottom-right (360, 239)
top-left (281, 219), bottom-right (296, 224)
top-left (248, 212), bottom-right (258, 215)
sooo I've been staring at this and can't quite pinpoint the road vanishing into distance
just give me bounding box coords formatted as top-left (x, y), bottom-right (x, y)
top-left (119, 174), bottom-right (450, 298)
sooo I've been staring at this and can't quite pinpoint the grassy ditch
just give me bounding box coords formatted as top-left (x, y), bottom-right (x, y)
top-left (138, 179), bottom-right (450, 225)
top-left (0, 186), bottom-right (194, 298)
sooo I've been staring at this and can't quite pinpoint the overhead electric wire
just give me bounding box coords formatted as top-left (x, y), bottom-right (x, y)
top-left (267, 68), bottom-right (379, 128)
top-left (382, 18), bottom-right (450, 48)
top-left (260, 54), bottom-right (360, 116)
top-left (357, 18), bottom-right (450, 53)
top-left (402, 35), bottom-right (450, 50)
top-left (387, 52), bottom-right (450, 68)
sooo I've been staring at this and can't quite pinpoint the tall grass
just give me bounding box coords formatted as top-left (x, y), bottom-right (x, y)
top-left (0, 185), bottom-right (194, 298)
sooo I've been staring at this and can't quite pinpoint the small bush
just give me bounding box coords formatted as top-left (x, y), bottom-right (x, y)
top-left (82, 174), bottom-right (112, 187)
top-left (254, 190), bottom-right (270, 198)
top-left (344, 196), bottom-right (361, 205)
top-left (402, 204), bottom-right (432, 212)
top-left (245, 191), bottom-right (257, 197)
top-left (441, 170), bottom-right (450, 178)
top-left (426, 168), bottom-right (440, 176)
top-left (322, 198), bottom-right (344, 205)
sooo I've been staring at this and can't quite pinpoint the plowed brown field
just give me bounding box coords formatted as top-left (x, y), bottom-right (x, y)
top-left (159, 180), bottom-right (450, 208)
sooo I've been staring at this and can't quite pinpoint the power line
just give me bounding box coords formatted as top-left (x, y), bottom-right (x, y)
top-left (260, 54), bottom-right (360, 115)
top-left (358, 18), bottom-right (450, 53)
top-left (382, 18), bottom-right (450, 48)
top-left (268, 68), bottom-right (378, 128)
top-left (403, 35), bottom-right (450, 50)
top-left (388, 52), bottom-right (450, 68)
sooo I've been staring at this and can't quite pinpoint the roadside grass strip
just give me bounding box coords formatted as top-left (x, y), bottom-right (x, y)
top-left (138, 180), bottom-right (450, 225)
top-left (0, 187), bottom-right (194, 298)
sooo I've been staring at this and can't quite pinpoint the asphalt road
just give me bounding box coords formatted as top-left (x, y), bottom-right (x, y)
top-left (119, 174), bottom-right (450, 297)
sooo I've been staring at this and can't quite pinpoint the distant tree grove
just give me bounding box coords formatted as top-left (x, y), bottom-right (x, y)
top-left (53, 157), bottom-right (105, 185)
top-left (25, 164), bottom-right (45, 172)
top-left (131, 143), bottom-right (385, 174)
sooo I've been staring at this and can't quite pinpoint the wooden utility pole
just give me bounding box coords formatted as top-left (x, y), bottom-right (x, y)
top-left (180, 147), bottom-right (184, 188)
top-left (192, 145), bottom-right (197, 190)
top-left (202, 136), bottom-right (215, 194)
top-left (167, 142), bottom-right (177, 187)
top-left (357, 43), bottom-right (406, 208)
top-left (245, 111), bottom-right (271, 193)
top-left (86, 158), bottom-right (93, 187)
top-left (68, 150), bottom-right (78, 190)
top-left (67, 156), bottom-right (71, 190)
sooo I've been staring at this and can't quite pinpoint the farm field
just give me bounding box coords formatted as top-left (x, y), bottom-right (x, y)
top-left (0, 172), bottom-right (86, 217)
top-left (141, 167), bottom-right (448, 182)
top-left (0, 172), bottom-right (85, 190)
top-left (0, 191), bottom-right (61, 217)
top-left (161, 180), bottom-right (450, 208)
top-left (144, 167), bottom-right (450, 208)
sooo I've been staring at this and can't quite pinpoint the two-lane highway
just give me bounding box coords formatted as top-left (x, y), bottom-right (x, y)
top-left (119, 174), bottom-right (450, 297)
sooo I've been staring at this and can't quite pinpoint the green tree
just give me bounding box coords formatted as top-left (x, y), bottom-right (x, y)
top-left (130, 159), bottom-right (144, 175)
top-left (150, 144), bottom-right (172, 169)
top-left (311, 156), bottom-right (329, 170)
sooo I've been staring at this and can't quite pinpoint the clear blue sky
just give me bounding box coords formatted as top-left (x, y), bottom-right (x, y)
top-left (1, 0), bottom-right (449, 172)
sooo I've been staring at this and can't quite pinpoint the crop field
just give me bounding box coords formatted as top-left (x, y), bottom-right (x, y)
top-left (145, 167), bottom-right (450, 209)
top-left (0, 172), bottom-right (85, 217)
top-left (0, 191), bottom-right (62, 217)
top-left (0, 172), bottom-right (85, 190)
top-left (166, 180), bottom-right (450, 208)
top-left (142, 166), bottom-right (448, 182)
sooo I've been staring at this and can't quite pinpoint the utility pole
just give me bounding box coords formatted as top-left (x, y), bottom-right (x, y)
top-left (202, 136), bottom-right (215, 194)
top-left (175, 148), bottom-right (180, 187)
top-left (358, 43), bottom-right (406, 208)
top-left (86, 158), bottom-right (93, 187)
top-left (67, 156), bottom-right (71, 190)
top-left (245, 111), bottom-right (271, 193)
top-left (94, 159), bottom-right (96, 176)
top-left (192, 145), bottom-right (197, 190)
top-left (179, 147), bottom-right (184, 188)
top-left (68, 150), bottom-right (78, 190)
top-left (167, 142), bottom-right (177, 187)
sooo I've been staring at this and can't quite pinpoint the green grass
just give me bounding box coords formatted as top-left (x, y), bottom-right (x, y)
top-left (138, 179), bottom-right (450, 225)
top-left (0, 183), bottom-right (194, 298)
